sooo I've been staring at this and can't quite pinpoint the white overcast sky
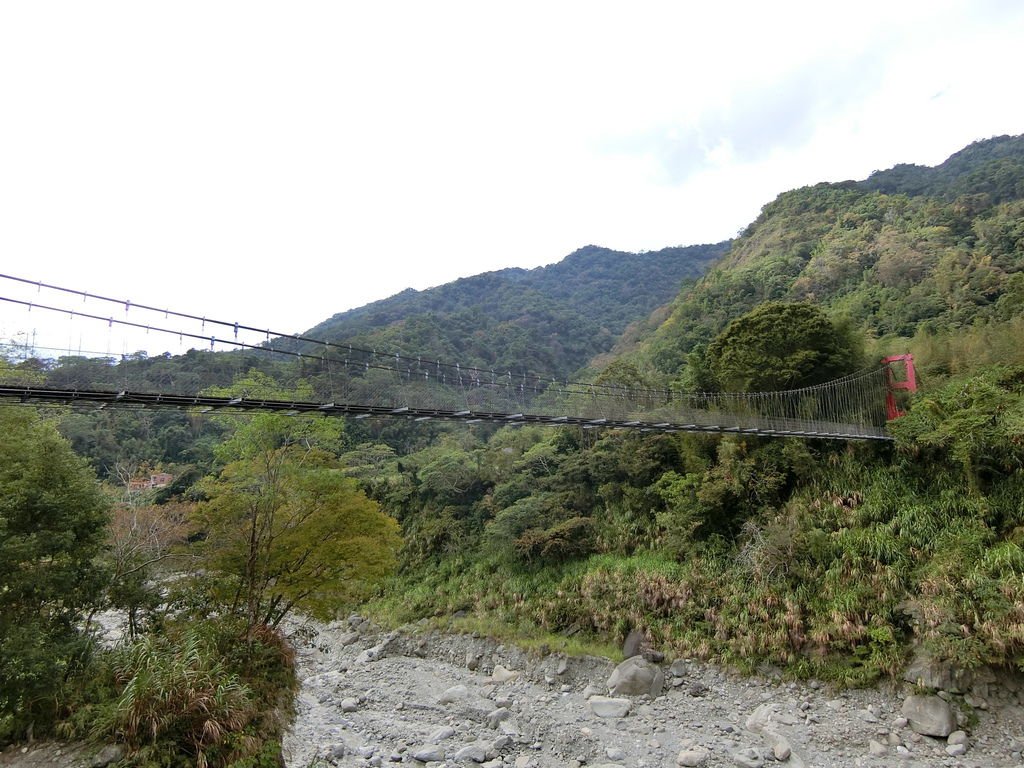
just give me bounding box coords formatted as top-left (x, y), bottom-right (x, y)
top-left (1, 0), bottom-right (1023, 359)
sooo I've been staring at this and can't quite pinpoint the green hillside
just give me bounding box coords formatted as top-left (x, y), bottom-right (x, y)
top-left (645, 134), bottom-right (1024, 379)
top-left (298, 242), bottom-right (728, 379)
top-left (364, 134), bottom-right (1024, 686)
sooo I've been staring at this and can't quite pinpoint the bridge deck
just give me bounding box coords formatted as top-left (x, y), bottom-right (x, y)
top-left (0, 384), bottom-right (893, 441)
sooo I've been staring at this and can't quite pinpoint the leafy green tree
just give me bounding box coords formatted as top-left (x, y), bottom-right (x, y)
top-left (0, 409), bottom-right (109, 740)
top-left (707, 301), bottom-right (862, 391)
top-left (194, 413), bottom-right (400, 631)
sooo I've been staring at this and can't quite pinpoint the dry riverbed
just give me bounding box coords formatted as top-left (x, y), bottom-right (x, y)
top-left (281, 616), bottom-right (1024, 768)
top-left (3, 615), bottom-right (1023, 768)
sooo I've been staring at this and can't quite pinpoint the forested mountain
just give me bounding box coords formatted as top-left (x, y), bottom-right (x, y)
top-left (296, 242), bottom-right (728, 378)
top-left (361, 133), bottom-right (1024, 686)
top-left (644, 134), bottom-right (1024, 377)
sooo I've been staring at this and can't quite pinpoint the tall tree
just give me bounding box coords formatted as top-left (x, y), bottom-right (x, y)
top-left (195, 413), bottom-right (400, 631)
top-left (0, 409), bottom-right (109, 739)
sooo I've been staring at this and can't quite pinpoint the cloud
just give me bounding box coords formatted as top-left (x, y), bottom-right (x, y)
top-left (603, 43), bottom-right (893, 186)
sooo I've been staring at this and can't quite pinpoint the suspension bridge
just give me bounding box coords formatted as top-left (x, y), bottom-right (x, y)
top-left (0, 274), bottom-right (913, 441)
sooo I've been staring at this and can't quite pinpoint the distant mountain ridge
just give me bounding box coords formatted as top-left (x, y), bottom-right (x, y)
top-left (297, 242), bottom-right (729, 379)
top-left (858, 133), bottom-right (1024, 203)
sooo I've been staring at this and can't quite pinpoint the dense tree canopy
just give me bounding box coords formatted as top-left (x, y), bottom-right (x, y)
top-left (0, 409), bottom-right (109, 737)
top-left (706, 301), bottom-right (862, 392)
top-left (195, 413), bottom-right (401, 630)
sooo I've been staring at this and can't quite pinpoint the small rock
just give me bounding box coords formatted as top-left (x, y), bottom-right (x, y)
top-left (868, 739), bottom-right (887, 756)
top-left (439, 684), bottom-right (470, 704)
top-left (89, 745), bottom-right (126, 768)
top-left (429, 726), bottom-right (455, 743)
top-left (340, 697), bottom-right (359, 712)
top-left (745, 703), bottom-right (776, 733)
top-left (623, 629), bottom-right (645, 658)
top-left (326, 742), bottom-right (347, 761)
top-left (337, 630), bottom-right (361, 646)
top-left (947, 730), bottom-right (968, 746)
top-left (677, 746), bottom-right (710, 766)
top-left (605, 746), bottom-right (626, 761)
top-left (487, 708), bottom-right (511, 728)
top-left (490, 665), bottom-right (520, 683)
top-left (945, 743), bottom-right (967, 756)
top-left (732, 746), bottom-right (764, 767)
top-left (964, 692), bottom-right (988, 710)
top-left (587, 695), bottom-right (631, 718)
top-left (454, 743), bottom-right (488, 763)
top-left (767, 731), bottom-right (791, 761)
top-left (412, 744), bottom-right (446, 762)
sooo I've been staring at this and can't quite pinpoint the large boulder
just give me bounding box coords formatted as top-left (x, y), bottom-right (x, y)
top-left (606, 656), bottom-right (665, 697)
top-left (903, 650), bottom-right (975, 693)
top-left (901, 694), bottom-right (956, 737)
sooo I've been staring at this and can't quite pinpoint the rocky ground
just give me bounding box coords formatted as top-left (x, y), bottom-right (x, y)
top-left (4, 616), bottom-right (1023, 768)
top-left (281, 616), bottom-right (1024, 768)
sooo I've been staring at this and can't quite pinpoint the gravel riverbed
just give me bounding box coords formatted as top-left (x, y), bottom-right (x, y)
top-left (281, 616), bottom-right (1024, 768)
top-left (3, 614), bottom-right (1022, 768)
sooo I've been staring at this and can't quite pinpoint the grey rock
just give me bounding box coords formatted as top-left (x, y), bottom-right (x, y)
top-left (946, 742), bottom-right (967, 756)
top-left (606, 656), bottom-right (664, 697)
top-left (868, 739), bottom-right (887, 756)
top-left (412, 743), bottom-right (446, 762)
top-left (605, 746), bottom-right (626, 760)
top-left (326, 742), bottom-right (347, 761)
top-left (766, 730), bottom-right (791, 761)
top-left (89, 745), bottom-right (126, 768)
top-left (439, 684), bottom-right (470, 704)
top-left (947, 729), bottom-right (968, 745)
top-left (677, 746), bottom-right (710, 766)
top-left (587, 695), bottom-right (631, 718)
top-left (622, 629), bottom-right (644, 658)
top-left (490, 664), bottom-right (519, 683)
top-left (732, 746), bottom-right (764, 767)
top-left (964, 691), bottom-right (988, 709)
top-left (486, 707), bottom-right (511, 728)
top-left (490, 735), bottom-right (512, 751)
top-left (670, 659), bottom-right (688, 678)
top-left (901, 694), bottom-right (956, 737)
top-left (745, 703), bottom-right (776, 733)
top-left (454, 743), bottom-right (488, 763)
top-left (340, 696), bottom-right (359, 712)
top-left (903, 649), bottom-right (974, 692)
top-left (429, 725), bottom-right (456, 743)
